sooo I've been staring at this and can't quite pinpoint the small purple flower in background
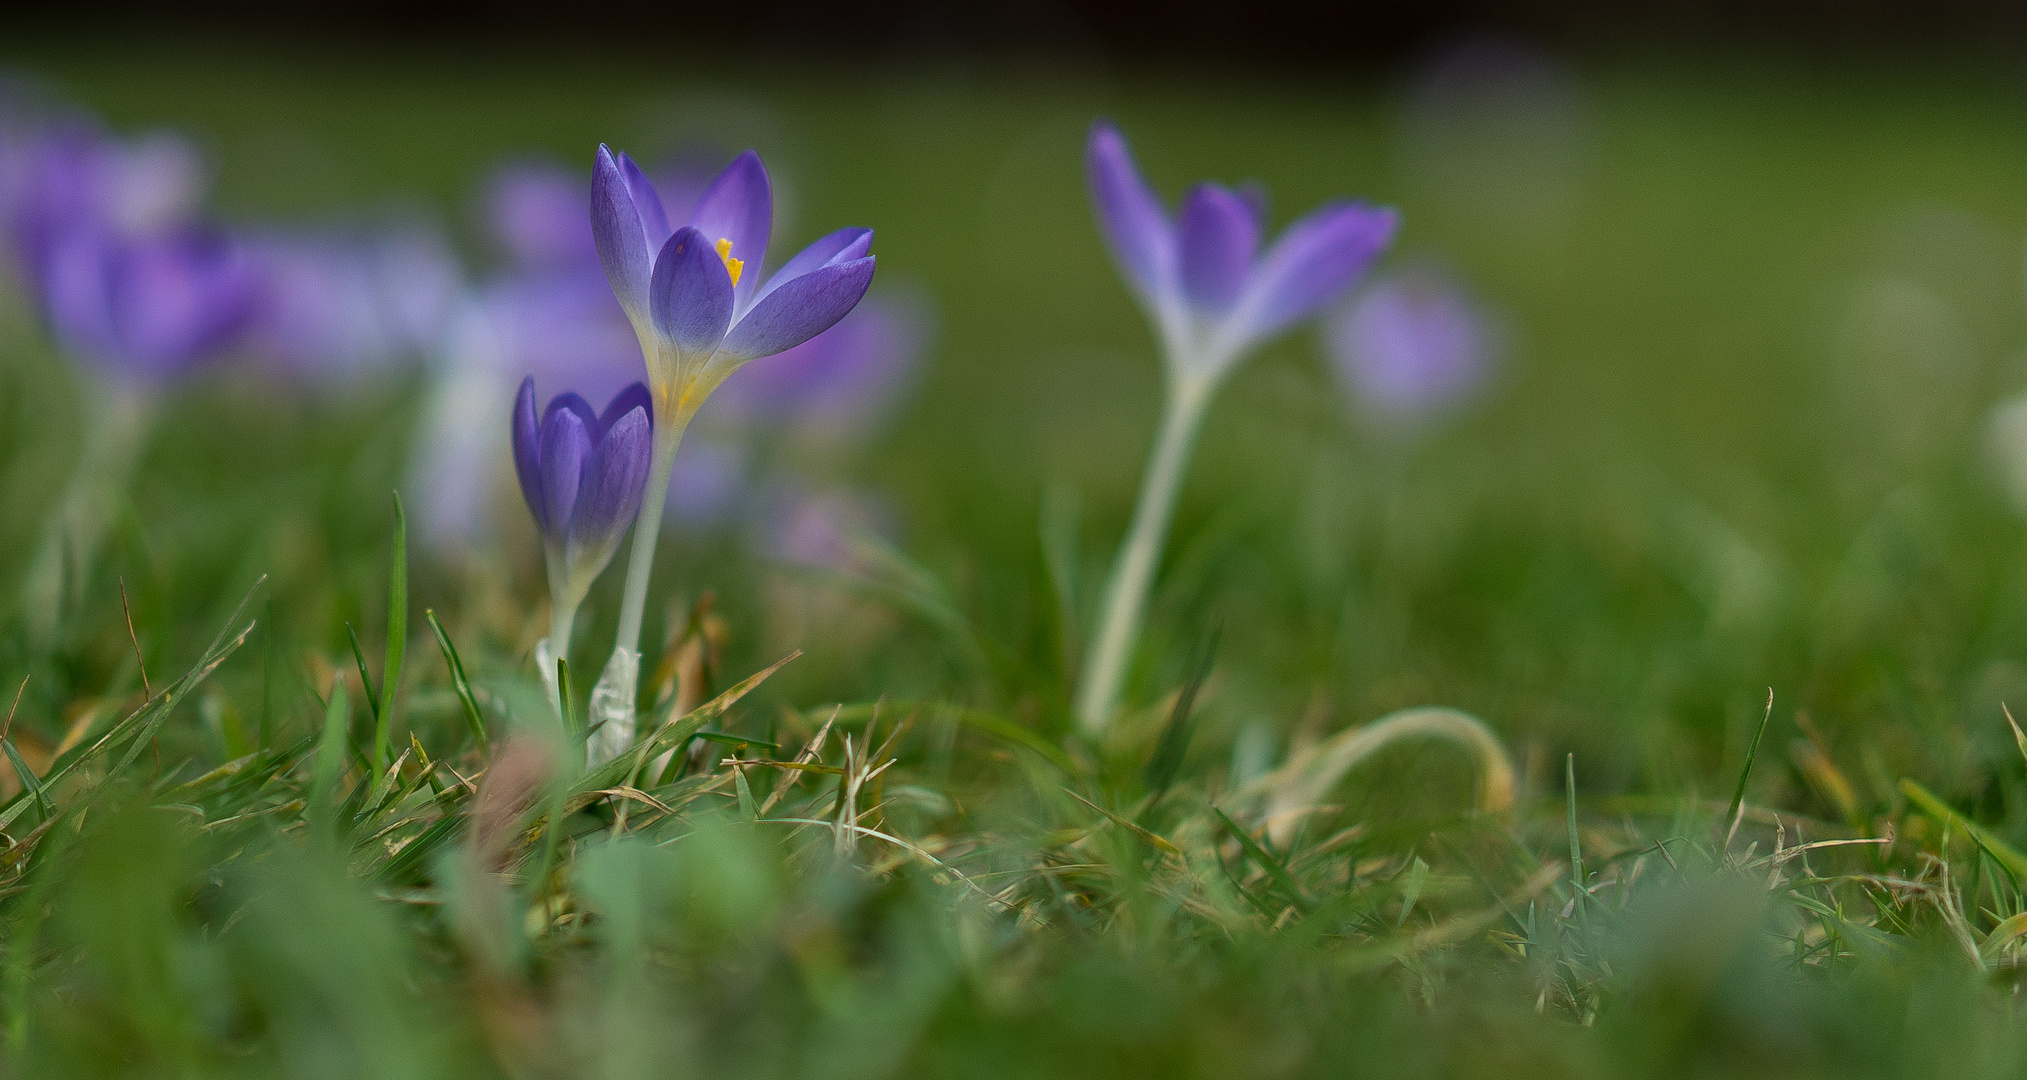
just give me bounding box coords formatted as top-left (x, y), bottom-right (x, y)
top-left (1076, 121), bottom-right (1400, 733)
top-left (511, 376), bottom-right (654, 717)
top-left (763, 487), bottom-right (896, 573)
top-left (484, 156), bottom-right (712, 275)
top-left (587, 142), bottom-right (876, 763)
top-left (242, 223), bottom-right (462, 380)
top-left (31, 221), bottom-right (258, 383)
top-left (8, 111), bottom-right (245, 645)
top-left (711, 290), bottom-right (929, 442)
top-left (1325, 264), bottom-right (1499, 424)
top-left (11, 122), bottom-right (207, 265)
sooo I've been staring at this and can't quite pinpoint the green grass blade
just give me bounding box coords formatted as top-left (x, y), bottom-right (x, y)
top-left (1142, 616), bottom-right (1220, 818)
top-left (1566, 753), bottom-right (1585, 913)
top-left (0, 587), bottom-right (265, 832)
top-left (425, 608), bottom-right (487, 747)
top-left (556, 656), bottom-right (575, 740)
top-left (1724, 689), bottom-right (1775, 848)
top-left (378, 492), bottom-right (407, 770)
top-left (310, 680), bottom-right (350, 821)
top-left (2, 739), bottom-right (50, 823)
top-left (1899, 777), bottom-right (2027, 882)
top-left (1213, 807), bottom-right (1309, 913)
top-left (345, 622), bottom-right (380, 728)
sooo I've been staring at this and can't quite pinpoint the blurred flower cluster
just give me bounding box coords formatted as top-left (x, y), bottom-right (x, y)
top-left (0, 82), bottom-right (927, 586)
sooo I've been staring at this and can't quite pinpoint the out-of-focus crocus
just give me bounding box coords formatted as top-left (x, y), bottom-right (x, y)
top-left (710, 291), bottom-right (928, 444)
top-left (586, 144), bottom-right (876, 764)
top-left (512, 376), bottom-right (653, 725)
top-left (243, 224), bottom-right (461, 380)
top-left (31, 221), bottom-right (257, 382)
top-left (1075, 121), bottom-right (1398, 733)
top-left (1325, 265), bottom-right (1498, 424)
top-left (11, 123), bottom-right (207, 264)
top-left (9, 117), bottom-right (242, 647)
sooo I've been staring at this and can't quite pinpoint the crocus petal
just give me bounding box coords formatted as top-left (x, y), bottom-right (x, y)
top-left (686, 150), bottom-right (772, 315)
top-left (591, 145), bottom-right (653, 322)
top-left (751, 227), bottom-right (873, 309)
top-left (570, 405), bottom-right (652, 550)
top-left (511, 376), bottom-right (547, 533)
top-left (719, 256), bottom-right (874, 361)
top-left (1220, 202), bottom-right (1399, 351)
top-left (537, 405), bottom-right (592, 542)
top-left (1178, 184), bottom-right (1259, 316)
top-left (542, 391), bottom-right (600, 435)
top-left (1086, 122), bottom-right (1176, 308)
top-left (648, 226), bottom-right (734, 357)
top-left (617, 151), bottom-right (672, 250)
top-left (597, 381), bottom-right (653, 438)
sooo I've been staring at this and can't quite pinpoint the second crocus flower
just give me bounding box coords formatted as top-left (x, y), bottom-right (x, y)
top-left (1075, 122), bottom-right (1399, 732)
top-left (512, 377), bottom-right (654, 725)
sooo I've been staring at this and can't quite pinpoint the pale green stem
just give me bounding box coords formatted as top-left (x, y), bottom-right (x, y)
top-left (20, 381), bottom-right (156, 649)
top-left (1075, 373), bottom-right (1214, 734)
top-left (535, 592), bottom-right (578, 726)
top-left (586, 412), bottom-right (691, 766)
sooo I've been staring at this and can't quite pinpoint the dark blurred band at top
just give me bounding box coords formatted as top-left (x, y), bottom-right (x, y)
top-left (11, 0), bottom-right (2027, 64)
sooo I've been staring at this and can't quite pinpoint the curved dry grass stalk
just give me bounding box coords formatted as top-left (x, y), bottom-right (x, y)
top-left (1239, 706), bottom-right (1516, 848)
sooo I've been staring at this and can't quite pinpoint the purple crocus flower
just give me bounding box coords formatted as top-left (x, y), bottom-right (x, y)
top-left (512, 376), bottom-right (655, 602)
top-left (1325, 265), bottom-right (1499, 423)
top-left (31, 220), bottom-right (258, 382)
top-left (513, 375), bottom-right (654, 719)
top-left (585, 142), bottom-right (877, 764)
top-left (1087, 121), bottom-right (1398, 384)
top-left (590, 144), bottom-right (876, 422)
top-left (1074, 121), bottom-right (1401, 733)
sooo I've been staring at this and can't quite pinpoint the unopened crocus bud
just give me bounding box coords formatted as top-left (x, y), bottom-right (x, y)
top-left (512, 376), bottom-right (654, 604)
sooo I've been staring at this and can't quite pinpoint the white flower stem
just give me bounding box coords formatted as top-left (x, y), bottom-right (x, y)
top-left (587, 412), bottom-right (689, 766)
top-left (535, 599), bottom-right (578, 725)
top-left (1075, 372), bottom-right (1214, 734)
top-left (20, 380), bottom-right (156, 649)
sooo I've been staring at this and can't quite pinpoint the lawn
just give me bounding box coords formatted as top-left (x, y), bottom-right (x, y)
top-left (2, 44), bottom-right (2026, 1077)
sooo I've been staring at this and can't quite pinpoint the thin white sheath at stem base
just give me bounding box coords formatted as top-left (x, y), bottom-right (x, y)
top-left (586, 646), bottom-right (640, 767)
top-left (20, 381), bottom-right (157, 649)
top-left (587, 407), bottom-right (690, 769)
top-left (1074, 372), bottom-right (1215, 735)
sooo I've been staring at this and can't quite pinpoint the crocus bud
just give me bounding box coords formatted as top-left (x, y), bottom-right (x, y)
top-left (511, 377), bottom-right (654, 602)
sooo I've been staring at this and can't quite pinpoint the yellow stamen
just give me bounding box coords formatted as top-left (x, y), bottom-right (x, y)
top-left (715, 237), bottom-right (744, 286)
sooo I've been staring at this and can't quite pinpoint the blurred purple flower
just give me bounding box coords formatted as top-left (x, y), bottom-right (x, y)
top-left (1325, 266), bottom-right (1499, 422)
top-left (590, 144), bottom-right (876, 413)
top-left (512, 376), bottom-right (654, 593)
top-left (242, 224), bottom-right (462, 380)
top-left (762, 486), bottom-right (897, 573)
top-left (11, 122), bottom-right (206, 265)
top-left (31, 220), bottom-right (257, 382)
top-left (484, 156), bottom-right (711, 274)
top-left (1087, 121), bottom-right (1397, 382)
top-left (710, 291), bottom-right (930, 439)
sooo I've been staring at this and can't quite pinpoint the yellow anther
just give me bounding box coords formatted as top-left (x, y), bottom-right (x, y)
top-left (714, 237), bottom-right (744, 286)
